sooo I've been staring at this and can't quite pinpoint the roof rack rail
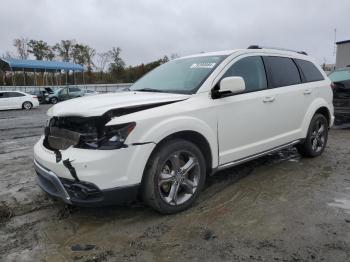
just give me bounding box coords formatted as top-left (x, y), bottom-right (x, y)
top-left (247, 45), bottom-right (308, 55)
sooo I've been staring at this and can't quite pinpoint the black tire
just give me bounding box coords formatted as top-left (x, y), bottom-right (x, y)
top-left (142, 139), bottom-right (206, 214)
top-left (50, 97), bottom-right (58, 104)
top-left (297, 113), bottom-right (329, 157)
top-left (22, 101), bottom-right (33, 110)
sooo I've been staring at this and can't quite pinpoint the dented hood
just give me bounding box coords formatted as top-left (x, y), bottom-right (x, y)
top-left (47, 91), bottom-right (190, 117)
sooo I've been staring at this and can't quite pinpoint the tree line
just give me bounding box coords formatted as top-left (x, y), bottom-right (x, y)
top-left (2, 37), bottom-right (179, 85)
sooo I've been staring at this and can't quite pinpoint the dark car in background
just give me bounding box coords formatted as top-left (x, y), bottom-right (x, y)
top-left (329, 67), bottom-right (350, 123)
top-left (46, 86), bottom-right (84, 104)
top-left (29, 87), bottom-right (54, 104)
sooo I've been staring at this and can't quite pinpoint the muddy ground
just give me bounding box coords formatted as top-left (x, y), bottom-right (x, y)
top-left (1, 105), bottom-right (350, 262)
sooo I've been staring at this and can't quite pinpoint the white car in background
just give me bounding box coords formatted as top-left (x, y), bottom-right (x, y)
top-left (34, 47), bottom-right (334, 214)
top-left (0, 91), bottom-right (39, 110)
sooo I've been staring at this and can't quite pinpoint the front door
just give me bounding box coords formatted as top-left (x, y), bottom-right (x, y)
top-left (214, 55), bottom-right (280, 165)
top-left (59, 88), bottom-right (69, 100)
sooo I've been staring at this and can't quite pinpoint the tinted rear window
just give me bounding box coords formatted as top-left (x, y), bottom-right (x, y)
top-left (8, 92), bottom-right (25, 97)
top-left (295, 59), bottom-right (324, 82)
top-left (264, 56), bottom-right (301, 88)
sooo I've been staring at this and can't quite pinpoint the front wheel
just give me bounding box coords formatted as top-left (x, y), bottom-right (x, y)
top-left (297, 113), bottom-right (329, 157)
top-left (50, 97), bottom-right (58, 104)
top-left (142, 139), bottom-right (206, 214)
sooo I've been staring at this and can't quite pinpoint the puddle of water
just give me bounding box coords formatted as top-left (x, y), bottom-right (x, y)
top-left (328, 188), bottom-right (350, 214)
top-left (328, 198), bottom-right (350, 214)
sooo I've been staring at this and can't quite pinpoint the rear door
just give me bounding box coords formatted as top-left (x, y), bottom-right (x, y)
top-left (262, 56), bottom-right (315, 143)
top-left (68, 87), bottom-right (81, 98)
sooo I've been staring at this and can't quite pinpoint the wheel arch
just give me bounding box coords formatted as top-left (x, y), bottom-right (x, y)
top-left (132, 115), bottom-right (219, 169)
top-left (22, 101), bottom-right (33, 109)
top-left (315, 106), bottom-right (331, 124)
top-left (301, 98), bottom-right (333, 138)
top-left (149, 130), bottom-right (214, 175)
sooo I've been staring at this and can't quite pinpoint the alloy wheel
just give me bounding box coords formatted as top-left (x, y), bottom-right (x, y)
top-left (310, 118), bottom-right (327, 153)
top-left (23, 102), bottom-right (32, 110)
top-left (158, 151), bottom-right (200, 206)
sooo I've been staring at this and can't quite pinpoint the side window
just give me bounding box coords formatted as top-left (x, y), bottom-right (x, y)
top-left (263, 56), bottom-right (301, 88)
top-left (8, 92), bottom-right (25, 97)
top-left (69, 88), bottom-right (74, 92)
top-left (0, 92), bottom-right (7, 98)
top-left (295, 59), bottom-right (324, 82)
top-left (222, 56), bottom-right (267, 92)
top-left (60, 88), bottom-right (68, 95)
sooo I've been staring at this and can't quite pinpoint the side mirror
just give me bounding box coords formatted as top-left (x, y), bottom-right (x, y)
top-left (219, 76), bottom-right (246, 94)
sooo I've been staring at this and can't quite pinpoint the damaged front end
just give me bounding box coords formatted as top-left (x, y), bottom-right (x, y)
top-left (37, 113), bottom-right (140, 205)
top-left (35, 101), bottom-right (180, 206)
top-left (44, 115), bottom-right (135, 152)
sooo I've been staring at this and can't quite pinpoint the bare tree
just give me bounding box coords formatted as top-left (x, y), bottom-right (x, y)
top-left (1, 51), bottom-right (14, 59)
top-left (27, 40), bottom-right (52, 60)
top-left (13, 37), bottom-right (29, 59)
top-left (96, 51), bottom-right (112, 73)
top-left (109, 47), bottom-right (125, 72)
top-left (53, 40), bottom-right (75, 62)
top-left (85, 46), bottom-right (96, 73)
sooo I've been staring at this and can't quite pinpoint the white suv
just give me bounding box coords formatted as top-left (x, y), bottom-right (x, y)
top-left (33, 47), bottom-right (334, 213)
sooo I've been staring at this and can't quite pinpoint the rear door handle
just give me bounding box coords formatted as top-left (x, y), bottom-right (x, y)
top-left (304, 89), bottom-right (312, 95)
top-left (263, 96), bottom-right (275, 103)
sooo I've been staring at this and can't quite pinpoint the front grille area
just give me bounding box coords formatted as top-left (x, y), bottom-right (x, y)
top-left (47, 127), bottom-right (81, 150)
top-left (44, 116), bottom-right (108, 151)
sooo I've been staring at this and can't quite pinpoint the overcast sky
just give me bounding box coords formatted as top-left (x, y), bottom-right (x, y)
top-left (1, 0), bottom-right (349, 66)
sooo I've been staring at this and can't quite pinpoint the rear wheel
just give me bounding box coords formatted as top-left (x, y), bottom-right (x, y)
top-left (22, 101), bottom-right (33, 110)
top-left (297, 113), bottom-right (328, 157)
top-left (50, 97), bottom-right (58, 104)
top-left (142, 139), bottom-right (206, 214)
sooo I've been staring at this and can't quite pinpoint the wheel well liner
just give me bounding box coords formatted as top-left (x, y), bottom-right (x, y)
top-left (150, 130), bottom-right (213, 175)
top-left (315, 106), bottom-right (331, 125)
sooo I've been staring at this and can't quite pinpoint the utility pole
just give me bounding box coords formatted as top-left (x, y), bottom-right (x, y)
top-left (333, 28), bottom-right (337, 57)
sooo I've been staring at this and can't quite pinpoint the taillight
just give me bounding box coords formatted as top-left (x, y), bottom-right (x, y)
top-left (33, 96), bottom-right (38, 99)
top-left (330, 83), bottom-right (336, 90)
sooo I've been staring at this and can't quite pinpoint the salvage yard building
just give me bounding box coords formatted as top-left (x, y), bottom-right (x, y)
top-left (336, 39), bottom-right (350, 68)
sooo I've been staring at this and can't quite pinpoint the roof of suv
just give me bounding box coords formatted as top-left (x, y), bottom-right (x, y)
top-left (181, 48), bottom-right (310, 60)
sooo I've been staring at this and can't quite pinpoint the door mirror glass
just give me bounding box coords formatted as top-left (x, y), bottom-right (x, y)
top-left (219, 76), bottom-right (246, 94)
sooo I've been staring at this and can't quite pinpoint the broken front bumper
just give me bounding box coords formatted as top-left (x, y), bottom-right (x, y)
top-left (33, 136), bottom-right (156, 206)
top-left (34, 158), bottom-right (71, 204)
top-left (34, 158), bottom-right (140, 206)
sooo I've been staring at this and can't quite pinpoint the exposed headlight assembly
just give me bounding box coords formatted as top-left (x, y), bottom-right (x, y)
top-left (80, 122), bottom-right (136, 150)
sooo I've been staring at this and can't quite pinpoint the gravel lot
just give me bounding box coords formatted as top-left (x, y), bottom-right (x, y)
top-left (1, 104), bottom-right (350, 262)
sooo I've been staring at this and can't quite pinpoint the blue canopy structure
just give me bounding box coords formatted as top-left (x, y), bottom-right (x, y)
top-left (0, 58), bottom-right (84, 72)
top-left (0, 58), bottom-right (85, 86)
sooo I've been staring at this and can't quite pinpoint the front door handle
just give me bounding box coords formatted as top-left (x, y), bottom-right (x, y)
top-left (263, 96), bottom-right (275, 103)
top-left (304, 89), bottom-right (312, 95)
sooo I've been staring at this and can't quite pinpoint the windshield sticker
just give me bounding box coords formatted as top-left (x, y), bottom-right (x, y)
top-left (190, 63), bottom-right (216, 69)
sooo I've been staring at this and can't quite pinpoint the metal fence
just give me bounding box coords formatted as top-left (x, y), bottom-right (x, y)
top-left (0, 83), bottom-right (133, 93)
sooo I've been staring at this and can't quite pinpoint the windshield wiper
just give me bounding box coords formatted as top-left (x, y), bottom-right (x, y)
top-left (134, 88), bottom-right (166, 93)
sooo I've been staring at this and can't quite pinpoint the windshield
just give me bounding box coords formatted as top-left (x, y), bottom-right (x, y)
top-left (130, 55), bottom-right (227, 94)
top-left (329, 69), bottom-right (350, 82)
